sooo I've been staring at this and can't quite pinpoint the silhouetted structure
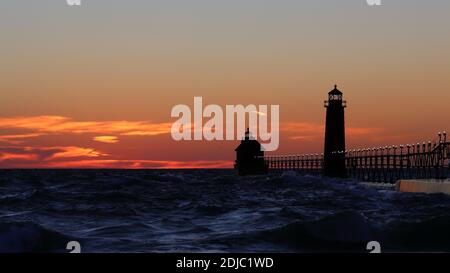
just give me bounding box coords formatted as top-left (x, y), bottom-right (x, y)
top-left (344, 133), bottom-right (449, 182)
top-left (236, 84), bottom-right (449, 182)
top-left (235, 128), bottom-right (267, 175)
top-left (264, 132), bottom-right (449, 183)
top-left (323, 85), bottom-right (347, 178)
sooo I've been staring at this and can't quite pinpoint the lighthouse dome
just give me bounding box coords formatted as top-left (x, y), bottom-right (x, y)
top-left (328, 85), bottom-right (342, 95)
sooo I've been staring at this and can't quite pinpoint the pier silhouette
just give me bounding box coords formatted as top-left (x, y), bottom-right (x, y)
top-left (235, 85), bottom-right (449, 183)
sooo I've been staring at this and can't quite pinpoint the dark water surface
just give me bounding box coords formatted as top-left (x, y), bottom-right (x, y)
top-left (1, 169), bottom-right (450, 253)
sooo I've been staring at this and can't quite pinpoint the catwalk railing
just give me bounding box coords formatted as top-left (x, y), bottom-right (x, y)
top-left (262, 132), bottom-right (450, 183)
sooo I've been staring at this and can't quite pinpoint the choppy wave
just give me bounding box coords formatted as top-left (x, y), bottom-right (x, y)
top-left (1, 169), bottom-right (450, 252)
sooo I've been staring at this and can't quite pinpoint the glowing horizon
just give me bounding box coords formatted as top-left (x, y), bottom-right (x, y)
top-left (1, 0), bottom-right (449, 168)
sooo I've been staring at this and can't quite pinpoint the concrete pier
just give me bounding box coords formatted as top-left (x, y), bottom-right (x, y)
top-left (396, 179), bottom-right (450, 194)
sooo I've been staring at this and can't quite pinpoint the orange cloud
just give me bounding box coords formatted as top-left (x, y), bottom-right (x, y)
top-left (9, 159), bottom-right (232, 169)
top-left (346, 127), bottom-right (385, 136)
top-left (0, 133), bottom-right (44, 145)
top-left (289, 135), bottom-right (318, 141)
top-left (0, 116), bottom-right (236, 169)
top-left (282, 122), bottom-right (324, 133)
top-left (0, 146), bottom-right (106, 165)
top-left (0, 133), bottom-right (43, 140)
top-left (0, 116), bottom-right (171, 137)
top-left (50, 147), bottom-right (106, 159)
top-left (0, 143), bottom-right (231, 169)
top-left (0, 153), bottom-right (39, 161)
top-left (282, 122), bottom-right (384, 141)
top-left (93, 136), bottom-right (119, 144)
top-left (0, 116), bottom-right (390, 169)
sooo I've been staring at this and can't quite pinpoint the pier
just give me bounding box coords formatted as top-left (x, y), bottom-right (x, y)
top-left (262, 133), bottom-right (449, 183)
top-left (235, 85), bottom-right (449, 183)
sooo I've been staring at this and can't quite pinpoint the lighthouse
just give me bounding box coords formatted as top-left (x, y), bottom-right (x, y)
top-left (323, 85), bottom-right (347, 178)
top-left (235, 128), bottom-right (267, 175)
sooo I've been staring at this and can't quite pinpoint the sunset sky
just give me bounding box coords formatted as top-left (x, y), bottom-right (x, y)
top-left (1, 0), bottom-right (449, 168)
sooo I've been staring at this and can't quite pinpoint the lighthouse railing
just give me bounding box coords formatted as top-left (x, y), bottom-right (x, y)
top-left (258, 154), bottom-right (324, 176)
top-left (343, 132), bottom-right (448, 183)
top-left (261, 132), bottom-right (449, 183)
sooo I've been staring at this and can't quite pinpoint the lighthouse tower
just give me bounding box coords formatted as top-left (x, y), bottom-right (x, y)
top-left (323, 85), bottom-right (347, 178)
